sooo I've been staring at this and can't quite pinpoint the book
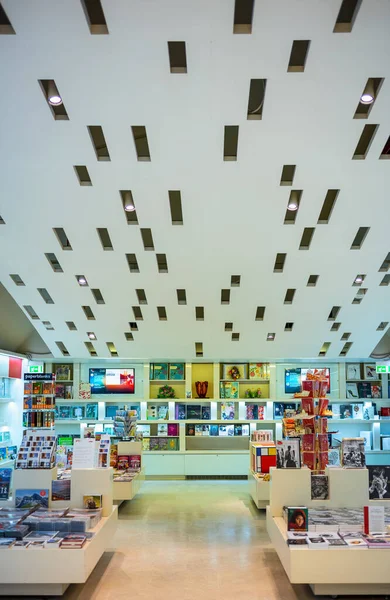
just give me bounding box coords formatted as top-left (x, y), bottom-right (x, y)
top-left (325, 538), bottom-right (348, 548)
top-left (55, 384), bottom-right (65, 398)
top-left (360, 430), bottom-right (372, 450)
top-left (147, 405), bottom-right (158, 420)
top-left (368, 466), bottom-right (390, 500)
top-left (15, 489), bottom-right (49, 509)
top-left (79, 382), bottom-right (91, 400)
top-left (371, 385), bottom-right (382, 399)
top-left (287, 507), bottom-right (308, 532)
top-left (220, 382), bottom-right (239, 399)
top-left (83, 495), bottom-right (102, 509)
top-left (55, 365), bottom-right (72, 381)
top-left (276, 439), bottom-right (301, 468)
top-left (365, 537), bottom-right (390, 548)
top-left (186, 425), bottom-right (195, 436)
top-left (363, 403), bottom-right (375, 420)
top-left (142, 438), bottom-right (150, 451)
top-left (157, 424), bottom-right (168, 436)
top-left (249, 363), bottom-right (269, 380)
top-left (234, 424), bottom-right (242, 436)
top-left (311, 475), bottom-right (329, 500)
top-left (346, 364), bottom-right (360, 380)
top-left (307, 536), bottom-right (328, 549)
top-left (32, 382), bottom-right (42, 395)
top-left (117, 455), bottom-right (130, 469)
top-left (151, 363), bottom-right (168, 380)
top-left (157, 405), bottom-right (168, 420)
top-left (201, 425), bottom-right (210, 436)
top-left (346, 383), bottom-right (359, 400)
top-left (129, 455), bottom-right (141, 470)
top-left (219, 425), bottom-right (228, 437)
top-left (187, 405), bottom-right (201, 419)
top-left (221, 402), bottom-right (235, 420)
top-left (175, 403), bottom-right (186, 420)
top-left (226, 424), bottom-right (234, 436)
top-left (352, 403), bottom-right (364, 419)
top-left (168, 363), bottom-right (184, 380)
top-left (195, 425), bottom-right (203, 436)
top-left (364, 364), bottom-right (376, 380)
top-left (201, 405), bottom-right (210, 420)
top-left (210, 425), bottom-right (219, 436)
top-left (341, 438), bottom-right (366, 468)
top-left (246, 404), bottom-right (257, 419)
top-left (167, 424), bottom-right (179, 436)
top-left (51, 479), bottom-right (71, 501)
top-left (345, 538), bottom-right (368, 548)
top-left (86, 403), bottom-right (98, 419)
top-left (358, 382), bottom-right (372, 398)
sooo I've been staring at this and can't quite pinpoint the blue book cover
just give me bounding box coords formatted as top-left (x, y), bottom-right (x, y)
top-left (168, 363), bottom-right (184, 380)
top-left (210, 425), bottom-right (219, 436)
top-left (15, 489), bottom-right (49, 509)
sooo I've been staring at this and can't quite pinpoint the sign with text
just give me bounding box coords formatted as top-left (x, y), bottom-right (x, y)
top-left (24, 373), bottom-right (54, 381)
top-left (28, 365), bottom-right (43, 373)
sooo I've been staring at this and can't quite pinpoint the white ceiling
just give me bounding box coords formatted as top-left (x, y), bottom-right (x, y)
top-left (0, 0), bottom-right (389, 361)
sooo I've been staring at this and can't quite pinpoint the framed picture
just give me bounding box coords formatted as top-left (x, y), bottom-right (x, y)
top-left (221, 363), bottom-right (248, 380)
top-left (364, 364), bottom-right (377, 380)
top-left (346, 364), bottom-right (361, 380)
top-left (276, 439), bottom-right (301, 468)
top-left (341, 437), bottom-right (366, 468)
top-left (368, 466), bottom-right (390, 500)
top-left (346, 383), bottom-right (359, 400)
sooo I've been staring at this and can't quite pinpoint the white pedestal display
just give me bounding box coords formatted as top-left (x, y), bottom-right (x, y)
top-left (248, 469), bottom-right (269, 509)
top-left (113, 467), bottom-right (145, 502)
top-left (267, 467), bottom-right (390, 596)
top-left (0, 506), bottom-right (118, 596)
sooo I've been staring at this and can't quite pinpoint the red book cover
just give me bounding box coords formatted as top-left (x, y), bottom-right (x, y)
top-left (381, 407), bottom-right (390, 417)
top-left (302, 434), bottom-right (315, 452)
top-left (318, 398), bottom-right (329, 416)
top-left (364, 506), bottom-right (369, 535)
top-left (318, 434), bottom-right (329, 452)
top-left (117, 455), bottom-right (130, 470)
top-left (301, 397), bottom-right (314, 416)
top-left (318, 451), bottom-right (329, 470)
top-left (302, 418), bottom-right (315, 433)
top-left (302, 452), bottom-right (316, 470)
top-left (318, 418), bottom-right (328, 434)
top-left (8, 357), bottom-right (22, 379)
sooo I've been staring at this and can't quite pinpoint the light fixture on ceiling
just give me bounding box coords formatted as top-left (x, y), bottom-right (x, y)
top-left (287, 200), bottom-right (298, 211)
top-left (47, 81), bottom-right (62, 106)
top-left (123, 192), bottom-right (135, 212)
top-left (76, 275), bottom-right (88, 286)
top-left (267, 333), bottom-right (275, 341)
top-left (87, 332), bottom-right (96, 340)
top-left (355, 275), bottom-right (363, 284)
top-left (360, 80), bottom-right (374, 105)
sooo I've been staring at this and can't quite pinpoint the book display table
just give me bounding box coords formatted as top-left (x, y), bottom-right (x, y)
top-left (248, 469), bottom-right (269, 509)
top-left (113, 440), bottom-right (144, 503)
top-left (267, 467), bottom-right (390, 596)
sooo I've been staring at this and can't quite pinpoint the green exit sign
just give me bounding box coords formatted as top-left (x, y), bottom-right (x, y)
top-left (28, 365), bottom-right (43, 373)
top-left (376, 365), bottom-right (390, 373)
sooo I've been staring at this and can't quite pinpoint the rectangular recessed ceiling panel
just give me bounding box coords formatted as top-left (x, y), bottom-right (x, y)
top-left (299, 227), bottom-right (315, 250)
top-left (10, 274), bottom-right (25, 286)
top-left (307, 275), bottom-right (319, 286)
top-left (255, 306), bottom-right (265, 321)
top-left (233, 0), bottom-right (254, 33)
top-left (24, 305), bottom-right (39, 320)
top-left (354, 78), bottom-right (384, 119)
top-left (126, 254), bottom-right (139, 273)
top-left (45, 253), bottom-right (63, 273)
top-left (341, 332), bottom-right (351, 340)
top-left (195, 342), bottom-right (203, 357)
top-left (131, 126), bottom-right (151, 161)
top-left (0, 216), bottom-right (5, 224)
top-left (284, 289), bottom-right (296, 304)
top-left (334, 0), bottom-right (362, 33)
top-left (136, 289), bottom-right (147, 304)
top-left (53, 228), bottom-right (72, 250)
top-left (318, 190), bottom-right (339, 224)
top-left (287, 40), bottom-right (310, 72)
top-left (42, 321), bottom-right (54, 330)
top-left (280, 165), bottom-right (296, 186)
top-left (85, 341), bottom-right (97, 356)
top-left (177, 289), bottom-right (187, 305)
top-left (0, 3), bottom-right (15, 34)
top-left (132, 306), bottom-right (143, 320)
top-left (74, 165), bottom-right (92, 186)
top-left (120, 191), bottom-right (138, 224)
top-left (129, 322), bottom-right (138, 331)
top-left (319, 342), bottom-right (331, 356)
top-left (156, 254), bottom-right (168, 273)
top-left (106, 342), bottom-right (118, 357)
top-left (80, 0), bottom-right (108, 34)
top-left (285, 322), bottom-right (294, 331)
top-left (231, 275), bottom-right (240, 287)
top-left (56, 341), bottom-right (69, 356)
top-left (328, 306), bottom-right (341, 321)
top-left (284, 190), bottom-right (302, 224)
top-left (38, 288), bottom-right (54, 304)
top-left (66, 321), bottom-right (77, 330)
top-left (157, 306), bottom-right (167, 320)
top-left (140, 228), bottom-right (154, 251)
top-left (247, 79), bottom-right (266, 120)
top-left (223, 126), bottom-right (239, 161)
top-left (168, 41), bottom-right (187, 73)
top-left (377, 322), bottom-right (389, 331)
top-left (38, 80), bottom-right (68, 120)
top-left (380, 136), bottom-right (390, 159)
top-left (351, 226), bottom-right (370, 249)
top-left (274, 253), bottom-right (286, 273)
top-left (232, 332), bottom-right (240, 341)
top-left (225, 322), bottom-right (233, 331)
top-left (331, 322), bottom-right (341, 331)
top-left (125, 332), bottom-right (134, 341)
top-left (380, 275), bottom-right (390, 286)
top-left (91, 289), bottom-right (105, 304)
top-left (82, 306), bottom-right (95, 320)
top-left (168, 191), bottom-right (183, 225)
top-left (221, 289), bottom-right (230, 305)
top-left (195, 306), bottom-right (204, 321)
top-left (97, 228), bottom-right (113, 250)
top-left (352, 124), bottom-right (378, 159)
top-left (340, 342), bottom-right (353, 356)
top-left (379, 253), bottom-right (390, 272)
top-left (88, 126), bottom-right (110, 161)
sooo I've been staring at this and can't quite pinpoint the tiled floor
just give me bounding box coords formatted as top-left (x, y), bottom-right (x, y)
top-left (57, 481), bottom-right (383, 599)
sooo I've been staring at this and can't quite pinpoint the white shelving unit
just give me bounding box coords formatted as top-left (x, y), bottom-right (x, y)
top-left (267, 467), bottom-right (390, 596)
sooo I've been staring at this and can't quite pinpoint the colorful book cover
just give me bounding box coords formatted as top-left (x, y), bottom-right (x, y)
top-left (221, 382), bottom-right (239, 399)
top-left (363, 403), bottom-right (375, 420)
top-left (287, 507), bottom-right (308, 532)
top-left (301, 397), bottom-right (314, 416)
top-left (158, 438), bottom-right (169, 450)
top-left (210, 425), bottom-right (219, 436)
top-left (226, 424), bottom-right (234, 436)
top-left (79, 382), bottom-right (91, 400)
top-left (42, 382), bottom-right (53, 395)
top-left (371, 385), bottom-right (382, 399)
top-left (234, 424), bottom-right (242, 436)
top-left (175, 403), bottom-right (186, 419)
top-left (32, 382), bottom-right (42, 395)
top-left (142, 438), bottom-right (150, 451)
top-left (257, 405), bottom-right (265, 420)
top-left (147, 405), bottom-right (158, 420)
top-left (0, 448), bottom-right (6, 461)
top-left (0, 468), bottom-right (12, 500)
top-left (249, 363), bottom-right (270, 380)
top-left (83, 495), bottom-right (102, 509)
top-left (219, 425), bottom-right (228, 437)
top-left (55, 365), bottom-right (72, 381)
top-left (201, 405), bottom-right (210, 419)
top-left (302, 434), bottom-right (315, 452)
top-left (219, 381), bottom-right (225, 399)
top-left (64, 385), bottom-right (73, 399)
top-left (55, 384), bottom-right (65, 398)
top-left (302, 452), bottom-right (316, 470)
top-left (157, 405), bottom-right (169, 420)
top-left (51, 479), bottom-right (71, 501)
top-left (110, 444), bottom-right (118, 467)
top-left (7, 446), bottom-right (17, 460)
top-left (195, 425), bottom-right (203, 436)
top-left (15, 489), bottom-right (49, 509)
top-left (318, 433), bottom-right (329, 453)
top-left (167, 438), bottom-right (178, 450)
top-left (186, 425), bottom-right (195, 436)
top-left (24, 397), bottom-right (32, 410)
top-left (24, 382), bottom-right (32, 394)
top-left (151, 363), bottom-right (168, 380)
top-left (346, 383), bottom-right (359, 400)
top-left (340, 404), bottom-right (353, 419)
top-left (246, 404), bottom-right (257, 419)
top-left (273, 403), bottom-right (284, 419)
top-left (168, 363), bottom-right (184, 380)
top-left (221, 402), bottom-right (235, 420)
top-left (105, 405), bottom-right (119, 419)
top-left (242, 424), bottom-right (250, 436)
top-left (117, 455), bottom-right (130, 469)
top-left (86, 403), bottom-right (98, 419)
top-left (167, 424), bottom-right (179, 436)
top-left (129, 455), bottom-right (141, 469)
top-left (201, 425), bottom-right (210, 436)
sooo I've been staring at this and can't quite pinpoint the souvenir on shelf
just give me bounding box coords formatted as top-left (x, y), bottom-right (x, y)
top-left (248, 363), bottom-right (270, 380)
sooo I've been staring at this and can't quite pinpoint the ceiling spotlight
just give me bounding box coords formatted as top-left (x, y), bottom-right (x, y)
top-left (76, 275), bottom-right (88, 286)
top-left (87, 332), bottom-right (96, 340)
top-left (355, 275), bottom-right (363, 283)
top-left (47, 81), bottom-right (62, 106)
top-left (123, 191), bottom-right (135, 212)
top-left (360, 80), bottom-right (374, 105)
top-left (267, 333), bottom-right (275, 341)
top-left (287, 200), bottom-right (298, 211)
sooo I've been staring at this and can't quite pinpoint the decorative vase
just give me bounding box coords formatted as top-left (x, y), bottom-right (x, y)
top-left (195, 381), bottom-right (208, 398)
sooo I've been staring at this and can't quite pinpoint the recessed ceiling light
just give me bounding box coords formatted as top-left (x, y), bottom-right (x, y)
top-left (87, 332), bottom-right (96, 340)
top-left (123, 191), bottom-right (135, 212)
top-left (267, 333), bottom-right (275, 341)
top-left (360, 80), bottom-right (375, 105)
top-left (47, 81), bottom-right (62, 106)
top-left (76, 275), bottom-right (88, 286)
top-left (360, 93), bottom-right (374, 105)
top-left (287, 200), bottom-right (298, 211)
top-left (355, 275), bottom-right (363, 283)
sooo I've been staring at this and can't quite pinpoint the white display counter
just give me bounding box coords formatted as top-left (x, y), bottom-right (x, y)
top-left (248, 469), bottom-right (269, 509)
top-left (113, 467), bottom-right (145, 502)
top-left (267, 467), bottom-right (390, 596)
